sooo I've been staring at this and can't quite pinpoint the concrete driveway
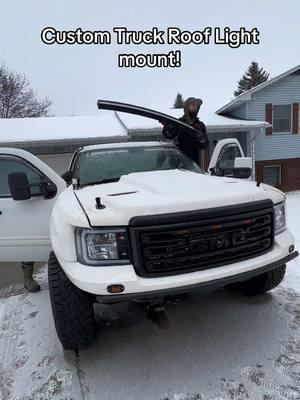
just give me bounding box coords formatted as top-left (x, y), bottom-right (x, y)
top-left (1, 260), bottom-right (300, 400)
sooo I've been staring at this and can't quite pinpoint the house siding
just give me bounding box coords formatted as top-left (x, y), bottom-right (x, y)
top-left (230, 104), bottom-right (248, 119)
top-left (230, 74), bottom-right (300, 161)
top-left (38, 153), bottom-right (73, 175)
top-left (247, 75), bottom-right (300, 119)
top-left (245, 74), bottom-right (300, 161)
top-left (255, 134), bottom-right (300, 161)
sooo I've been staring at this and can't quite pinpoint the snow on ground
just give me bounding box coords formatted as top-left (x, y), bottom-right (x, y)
top-left (1, 194), bottom-right (300, 400)
top-left (281, 191), bottom-right (300, 292)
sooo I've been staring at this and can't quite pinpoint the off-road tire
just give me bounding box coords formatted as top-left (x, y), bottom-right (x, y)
top-left (48, 251), bottom-right (96, 350)
top-left (230, 265), bottom-right (286, 296)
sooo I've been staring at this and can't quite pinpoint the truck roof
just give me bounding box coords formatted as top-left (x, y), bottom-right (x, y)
top-left (80, 141), bottom-right (175, 152)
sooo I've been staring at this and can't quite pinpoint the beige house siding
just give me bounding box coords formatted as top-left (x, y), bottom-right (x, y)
top-left (37, 153), bottom-right (73, 175)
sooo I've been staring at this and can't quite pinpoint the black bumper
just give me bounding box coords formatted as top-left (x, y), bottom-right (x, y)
top-left (96, 251), bottom-right (298, 304)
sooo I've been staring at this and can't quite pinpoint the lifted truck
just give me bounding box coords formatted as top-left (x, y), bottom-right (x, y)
top-left (0, 101), bottom-right (298, 350)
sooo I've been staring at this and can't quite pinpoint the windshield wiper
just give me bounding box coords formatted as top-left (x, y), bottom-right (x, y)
top-left (81, 177), bottom-right (120, 187)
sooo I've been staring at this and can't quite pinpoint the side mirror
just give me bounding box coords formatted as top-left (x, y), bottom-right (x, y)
top-left (233, 157), bottom-right (252, 179)
top-left (61, 170), bottom-right (73, 185)
top-left (8, 172), bottom-right (31, 201)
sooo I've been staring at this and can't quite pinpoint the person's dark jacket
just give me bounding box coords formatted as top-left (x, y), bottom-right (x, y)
top-left (161, 98), bottom-right (209, 165)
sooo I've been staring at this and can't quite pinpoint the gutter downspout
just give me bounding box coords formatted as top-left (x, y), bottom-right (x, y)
top-left (249, 128), bottom-right (262, 180)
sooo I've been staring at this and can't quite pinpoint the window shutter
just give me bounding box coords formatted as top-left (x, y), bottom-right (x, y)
top-left (292, 103), bottom-right (299, 134)
top-left (265, 103), bottom-right (273, 135)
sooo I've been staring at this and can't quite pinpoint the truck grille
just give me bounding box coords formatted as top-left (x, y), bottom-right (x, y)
top-left (129, 200), bottom-right (274, 277)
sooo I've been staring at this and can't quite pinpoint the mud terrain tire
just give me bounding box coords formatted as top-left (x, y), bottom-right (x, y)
top-left (229, 265), bottom-right (286, 296)
top-left (48, 251), bottom-right (96, 350)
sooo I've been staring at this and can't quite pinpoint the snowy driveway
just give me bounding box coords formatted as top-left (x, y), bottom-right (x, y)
top-left (1, 194), bottom-right (300, 400)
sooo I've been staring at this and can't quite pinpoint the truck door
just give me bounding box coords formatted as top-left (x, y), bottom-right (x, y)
top-left (208, 138), bottom-right (247, 177)
top-left (0, 148), bottom-right (66, 262)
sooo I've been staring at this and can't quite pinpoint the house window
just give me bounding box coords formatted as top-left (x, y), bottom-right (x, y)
top-left (273, 104), bottom-right (292, 133)
top-left (263, 165), bottom-right (281, 187)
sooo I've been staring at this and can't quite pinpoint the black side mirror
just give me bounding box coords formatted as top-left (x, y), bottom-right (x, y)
top-left (61, 170), bottom-right (73, 185)
top-left (233, 168), bottom-right (252, 179)
top-left (233, 157), bottom-right (252, 179)
top-left (8, 172), bottom-right (31, 201)
top-left (213, 161), bottom-right (225, 177)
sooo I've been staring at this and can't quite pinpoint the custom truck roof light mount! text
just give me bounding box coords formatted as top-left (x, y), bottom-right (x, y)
top-left (41, 26), bottom-right (260, 68)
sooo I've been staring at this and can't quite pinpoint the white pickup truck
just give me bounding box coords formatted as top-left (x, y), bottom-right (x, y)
top-left (0, 101), bottom-right (297, 350)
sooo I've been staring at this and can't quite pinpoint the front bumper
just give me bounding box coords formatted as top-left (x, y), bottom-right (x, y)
top-left (60, 229), bottom-right (297, 297)
top-left (96, 251), bottom-right (298, 303)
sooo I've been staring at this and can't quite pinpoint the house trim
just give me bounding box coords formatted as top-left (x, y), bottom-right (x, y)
top-left (217, 64), bottom-right (300, 115)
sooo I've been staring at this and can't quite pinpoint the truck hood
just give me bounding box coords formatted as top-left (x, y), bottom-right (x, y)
top-left (74, 170), bottom-right (284, 227)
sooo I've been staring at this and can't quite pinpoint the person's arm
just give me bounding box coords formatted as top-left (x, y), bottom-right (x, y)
top-left (160, 119), bottom-right (180, 141)
top-left (194, 121), bottom-right (209, 149)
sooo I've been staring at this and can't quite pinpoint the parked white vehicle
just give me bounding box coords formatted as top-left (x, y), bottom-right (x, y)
top-left (0, 102), bottom-right (298, 349)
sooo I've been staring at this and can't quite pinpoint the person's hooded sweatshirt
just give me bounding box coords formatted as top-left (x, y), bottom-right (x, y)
top-left (162, 97), bottom-right (208, 165)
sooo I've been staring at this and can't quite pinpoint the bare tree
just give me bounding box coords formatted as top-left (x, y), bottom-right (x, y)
top-left (0, 64), bottom-right (52, 118)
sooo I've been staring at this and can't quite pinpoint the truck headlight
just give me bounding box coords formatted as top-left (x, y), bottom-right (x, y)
top-left (274, 202), bottom-right (286, 235)
top-left (75, 228), bottom-right (130, 265)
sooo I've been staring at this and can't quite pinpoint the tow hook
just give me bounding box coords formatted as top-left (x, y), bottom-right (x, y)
top-left (145, 296), bottom-right (181, 329)
top-left (146, 303), bottom-right (169, 329)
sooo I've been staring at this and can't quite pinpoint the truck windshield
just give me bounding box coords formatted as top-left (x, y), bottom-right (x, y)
top-left (76, 146), bottom-right (203, 187)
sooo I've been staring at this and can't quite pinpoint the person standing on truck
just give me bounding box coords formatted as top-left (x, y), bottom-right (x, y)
top-left (160, 97), bottom-right (208, 165)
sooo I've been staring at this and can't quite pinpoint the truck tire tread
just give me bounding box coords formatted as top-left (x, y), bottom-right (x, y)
top-left (48, 251), bottom-right (96, 350)
top-left (232, 265), bottom-right (286, 296)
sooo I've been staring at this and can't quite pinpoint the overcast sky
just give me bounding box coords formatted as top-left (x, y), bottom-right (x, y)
top-left (1, 0), bottom-right (299, 117)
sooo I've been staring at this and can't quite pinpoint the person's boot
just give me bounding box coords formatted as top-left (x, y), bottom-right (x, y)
top-left (21, 262), bottom-right (40, 293)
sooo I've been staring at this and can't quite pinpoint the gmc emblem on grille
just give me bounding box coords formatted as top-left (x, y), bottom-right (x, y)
top-left (210, 234), bottom-right (229, 250)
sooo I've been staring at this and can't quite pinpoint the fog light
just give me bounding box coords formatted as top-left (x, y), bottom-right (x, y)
top-left (107, 284), bottom-right (125, 294)
top-left (289, 245), bottom-right (295, 253)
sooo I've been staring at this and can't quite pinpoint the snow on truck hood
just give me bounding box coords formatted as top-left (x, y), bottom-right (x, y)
top-left (73, 170), bottom-right (285, 227)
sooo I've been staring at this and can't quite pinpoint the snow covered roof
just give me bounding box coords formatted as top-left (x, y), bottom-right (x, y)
top-left (0, 112), bottom-right (127, 143)
top-left (118, 105), bottom-right (270, 133)
top-left (0, 104), bottom-right (270, 145)
top-left (217, 64), bottom-right (300, 115)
